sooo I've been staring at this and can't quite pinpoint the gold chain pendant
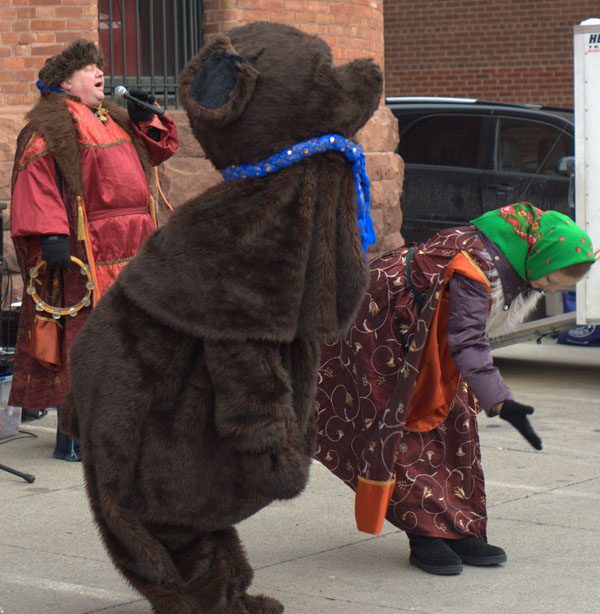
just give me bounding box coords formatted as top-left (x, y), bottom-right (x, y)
top-left (95, 104), bottom-right (108, 123)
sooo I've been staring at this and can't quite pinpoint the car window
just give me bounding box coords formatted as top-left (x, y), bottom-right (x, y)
top-left (496, 118), bottom-right (573, 175)
top-left (398, 115), bottom-right (484, 168)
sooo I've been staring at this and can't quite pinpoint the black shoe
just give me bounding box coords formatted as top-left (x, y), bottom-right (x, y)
top-left (446, 536), bottom-right (507, 566)
top-left (53, 428), bottom-right (81, 462)
top-left (21, 408), bottom-right (48, 422)
top-left (408, 533), bottom-right (463, 575)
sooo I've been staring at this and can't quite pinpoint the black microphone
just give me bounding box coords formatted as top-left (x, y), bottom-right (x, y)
top-left (114, 85), bottom-right (165, 117)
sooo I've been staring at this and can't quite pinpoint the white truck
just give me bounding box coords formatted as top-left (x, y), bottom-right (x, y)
top-left (489, 19), bottom-right (600, 348)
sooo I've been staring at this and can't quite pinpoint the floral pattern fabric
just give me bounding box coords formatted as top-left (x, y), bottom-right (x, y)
top-left (315, 226), bottom-right (493, 538)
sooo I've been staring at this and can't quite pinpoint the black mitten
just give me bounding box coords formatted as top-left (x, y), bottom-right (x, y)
top-left (126, 89), bottom-right (156, 123)
top-left (500, 399), bottom-right (543, 450)
top-left (40, 234), bottom-right (71, 268)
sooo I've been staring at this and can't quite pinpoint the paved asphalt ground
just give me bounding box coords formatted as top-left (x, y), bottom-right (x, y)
top-left (1, 338), bottom-right (599, 614)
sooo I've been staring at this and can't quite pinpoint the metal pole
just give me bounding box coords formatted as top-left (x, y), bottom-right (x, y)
top-left (161, 0), bottom-right (168, 108)
top-left (182, 0), bottom-right (188, 75)
top-left (108, 0), bottom-right (114, 95)
top-left (199, 0), bottom-right (204, 48)
top-left (0, 463), bottom-right (35, 484)
top-left (135, 0), bottom-right (141, 89)
top-left (120, 0), bottom-right (127, 85)
top-left (149, 0), bottom-right (155, 97)
top-left (173, 0), bottom-right (179, 108)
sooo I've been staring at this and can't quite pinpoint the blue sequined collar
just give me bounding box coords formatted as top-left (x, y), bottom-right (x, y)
top-left (222, 134), bottom-right (376, 253)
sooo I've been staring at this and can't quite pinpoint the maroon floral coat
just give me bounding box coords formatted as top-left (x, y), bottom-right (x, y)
top-left (315, 226), bottom-right (495, 533)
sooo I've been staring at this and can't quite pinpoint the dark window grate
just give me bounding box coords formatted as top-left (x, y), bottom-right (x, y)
top-left (98, 0), bottom-right (203, 110)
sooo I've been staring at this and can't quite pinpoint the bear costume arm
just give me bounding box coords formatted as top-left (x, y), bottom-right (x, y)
top-left (205, 338), bottom-right (296, 452)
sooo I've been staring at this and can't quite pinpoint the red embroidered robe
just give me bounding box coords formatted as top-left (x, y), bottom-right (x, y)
top-left (9, 95), bottom-right (177, 409)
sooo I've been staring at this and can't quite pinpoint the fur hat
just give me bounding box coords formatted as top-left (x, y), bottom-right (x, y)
top-left (38, 39), bottom-right (104, 90)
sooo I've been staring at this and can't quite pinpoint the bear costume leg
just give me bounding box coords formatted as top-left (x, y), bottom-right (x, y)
top-left (137, 526), bottom-right (283, 614)
top-left (82, 460), bottom-right (283, 614)
top-left (95, 516), bottom-right (282, 613)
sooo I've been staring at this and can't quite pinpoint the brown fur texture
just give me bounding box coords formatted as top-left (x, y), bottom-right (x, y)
top-left (62, 22), bottom-right (382, 613)
top-left (38, 38), bottom-right (104, 90)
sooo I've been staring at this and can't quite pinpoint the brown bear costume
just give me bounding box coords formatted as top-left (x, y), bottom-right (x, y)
top-left (61, 21), bottom-right (382, 613)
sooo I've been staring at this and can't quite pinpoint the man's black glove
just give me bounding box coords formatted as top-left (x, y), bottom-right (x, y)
top-left (126, 89), bottom-right (156, 124)
top-left (499, 399), bottom-right (543, 450)
top-left (40, 234), bottom-right (71, 269)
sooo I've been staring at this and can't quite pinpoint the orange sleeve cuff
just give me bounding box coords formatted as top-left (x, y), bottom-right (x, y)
top-left (355, 475), bottom-right (395, 535)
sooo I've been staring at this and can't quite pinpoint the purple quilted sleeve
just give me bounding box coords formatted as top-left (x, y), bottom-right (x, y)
top-left (447, 274), bottom-right (513, 414)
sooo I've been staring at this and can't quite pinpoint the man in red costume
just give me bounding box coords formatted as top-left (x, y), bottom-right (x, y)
top-left (9, 39), bottom-right (178, 460)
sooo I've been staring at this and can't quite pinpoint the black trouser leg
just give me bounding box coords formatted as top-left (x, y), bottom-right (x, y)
top-left (53, 406), bottom-right (81, 461)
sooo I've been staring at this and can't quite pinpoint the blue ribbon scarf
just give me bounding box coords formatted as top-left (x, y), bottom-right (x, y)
top-left (222, 134), bottom-right (376, 254)
top-left (36, 81), bottom-right (65, 95)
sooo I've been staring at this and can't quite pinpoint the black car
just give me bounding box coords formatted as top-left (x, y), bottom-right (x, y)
top-left (386, 96), bottom-right (575, 244)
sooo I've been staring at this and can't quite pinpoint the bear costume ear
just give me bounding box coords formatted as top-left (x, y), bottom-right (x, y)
top-left (179, 34), bottom-right (259, 126)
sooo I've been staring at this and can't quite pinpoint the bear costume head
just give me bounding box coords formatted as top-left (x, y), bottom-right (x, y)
top-left (115, 21), bottom-right (383, 343)
top-left (179, 21), bottom-right (382, 170)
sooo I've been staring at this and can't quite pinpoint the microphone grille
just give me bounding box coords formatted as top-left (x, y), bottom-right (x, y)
top-left (114, 85), bottom-right (127, 98)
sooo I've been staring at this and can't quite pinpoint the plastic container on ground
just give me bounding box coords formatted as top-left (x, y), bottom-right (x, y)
top-left (0, 374), bottom-right (21, 438)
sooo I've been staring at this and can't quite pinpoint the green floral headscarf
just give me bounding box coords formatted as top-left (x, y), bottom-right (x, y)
top-left (471, 202), bottom-right (595, 281)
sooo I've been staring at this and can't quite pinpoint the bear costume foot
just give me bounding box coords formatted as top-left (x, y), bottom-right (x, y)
top-left (150, 593), bottom-right (283, 614)
top-left (241, 594), bottom-right (285, 613)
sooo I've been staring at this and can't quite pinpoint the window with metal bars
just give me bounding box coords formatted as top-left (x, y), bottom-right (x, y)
top-left (98, 0), bottom-right (203, 110)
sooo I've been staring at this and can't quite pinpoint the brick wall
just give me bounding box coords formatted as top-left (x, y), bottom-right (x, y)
top-left (0, 0), bottom-right (98, 107)
top-left (203, 0), bottom-right (384, 65)
top-left (384, 0), bottom-right (600, 107)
